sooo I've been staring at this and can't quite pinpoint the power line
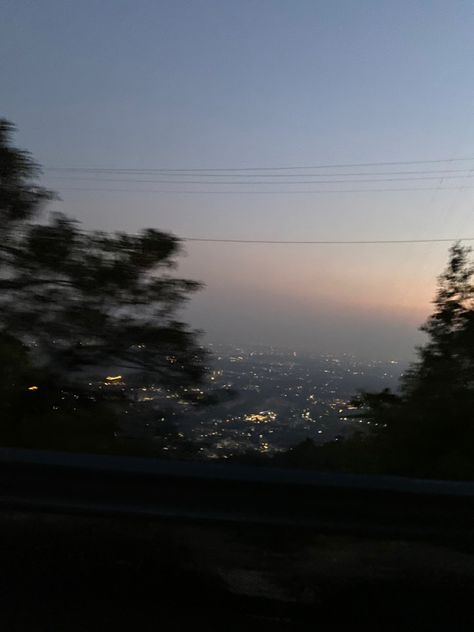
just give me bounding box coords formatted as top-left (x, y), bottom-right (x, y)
top-left (182, 237), bottom-right (474, 245)
top-left (46, 174), bottom-right (474, 185)
top-left (55, 185), bottom-right (474, 194)
top-left (44, 156), bottom-right (474, 173)
top-left (45, 168), bottom-right (474, 178)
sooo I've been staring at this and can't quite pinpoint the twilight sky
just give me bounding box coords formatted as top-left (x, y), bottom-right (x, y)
top-left (2, 0), bottom-right (474, 359)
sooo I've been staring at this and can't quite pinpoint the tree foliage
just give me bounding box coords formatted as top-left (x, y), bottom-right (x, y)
top-left (0, 119), bottom-right (208, 452)
top-left (351, 243), bottom-right (474, 478)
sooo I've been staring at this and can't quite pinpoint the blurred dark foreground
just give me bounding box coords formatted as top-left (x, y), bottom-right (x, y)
top-left (1, 450), bottom-right (474, 630)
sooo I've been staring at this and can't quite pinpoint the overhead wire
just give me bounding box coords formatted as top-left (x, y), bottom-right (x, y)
top-left (181, 237), bottom-right (474, 245)
top-left (52, 185), bottom-right (474, 194)
top-left (45, 174), bottom-right (474, 185)
top-left (44, 156), bottom-right (474, 173)
top-left (43, 157), bottom-right (474, 248)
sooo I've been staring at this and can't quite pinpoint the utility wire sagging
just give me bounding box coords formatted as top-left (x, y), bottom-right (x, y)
top-left (182, 237), bottom-right (474, 245)
top-left (45, 156), bottom-right (474, 173)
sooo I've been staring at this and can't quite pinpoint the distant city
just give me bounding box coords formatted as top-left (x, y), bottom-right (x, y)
top-left (104, 344), bottom-right (405, 459)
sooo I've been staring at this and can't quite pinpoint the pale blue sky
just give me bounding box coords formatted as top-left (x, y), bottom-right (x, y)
top-left (2, 1), bottom-right (474, 358)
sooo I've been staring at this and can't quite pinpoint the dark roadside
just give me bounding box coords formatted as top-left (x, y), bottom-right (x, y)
top-left (1, 510), bottom-right (474, 631)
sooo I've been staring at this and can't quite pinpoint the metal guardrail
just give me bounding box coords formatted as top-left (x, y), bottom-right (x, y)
top-left (0, 448), bottom-right (473, 540)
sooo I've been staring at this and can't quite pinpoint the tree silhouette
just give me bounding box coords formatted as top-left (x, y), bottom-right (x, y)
top-left (351, 243), bottom-right (474, 478)
top-left (0, 119), bottom-right (209, 452)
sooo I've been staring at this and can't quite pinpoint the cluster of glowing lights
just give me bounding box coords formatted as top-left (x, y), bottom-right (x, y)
top-left (244, 410), bottom-right (277, 423)
top-left (104, 375), bottom-right (123, 384)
